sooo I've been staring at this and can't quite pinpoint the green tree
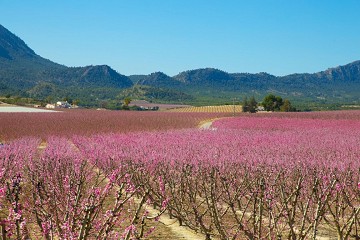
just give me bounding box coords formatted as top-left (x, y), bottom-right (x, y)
top-left (121, 97), bottom-right (132, 110)
top-left (280, 99), bottom-right (296, 112)
top-left (124, 97), bottom-right (131, 106)
top-left (242, 96), bottom-right (249, 112)
top-left (72, 99), bottom-right (80, 106)
top-left (262, 94), bottom-right (283, 111)
top-left (275, 96), bottom-right (283, 110)
top-left (63, 96), bottom-right (73, 104)
top-left (280, 99), bottom-right (289, 112)
top-left (248, 96), bottom-right (258, 113)
top-left (45, 95), bottom-right (53, 104)
top-left (242, 96), bottom-right (258, 113)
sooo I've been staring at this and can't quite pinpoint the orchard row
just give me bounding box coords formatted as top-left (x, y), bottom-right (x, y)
top-left (1, 111), bottom-right (360, 239)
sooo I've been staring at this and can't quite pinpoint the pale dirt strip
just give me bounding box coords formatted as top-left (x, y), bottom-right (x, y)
top-left (200, 121), bottom-right (213, 129)
top-left (144, 209), bottom-right (204, 240)
top-left (198, 118), bottom-right (222, 129)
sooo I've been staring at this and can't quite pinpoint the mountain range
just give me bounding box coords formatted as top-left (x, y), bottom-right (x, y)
top-left (1, 24), bottom-right (360, 107)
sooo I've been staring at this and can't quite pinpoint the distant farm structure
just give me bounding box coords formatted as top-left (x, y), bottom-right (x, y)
top-left (128, 100), bottom-right (191, 111)
top-left (46, 101), bottom-right (77, 109)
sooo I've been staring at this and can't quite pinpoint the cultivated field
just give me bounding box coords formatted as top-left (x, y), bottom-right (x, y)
top-left (0, 110), bottom-right (229, 141)
top-left (168, 105), bottom-right (243, 113)
top-left (1, 110), bottom-right (359, 239)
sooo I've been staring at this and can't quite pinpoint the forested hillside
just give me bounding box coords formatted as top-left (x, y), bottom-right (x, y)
top-left (1, 24), bottom-right (360, 107)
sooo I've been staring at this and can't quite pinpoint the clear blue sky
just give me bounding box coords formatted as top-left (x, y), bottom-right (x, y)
top-left (1, 0), bottom-right (360, 76)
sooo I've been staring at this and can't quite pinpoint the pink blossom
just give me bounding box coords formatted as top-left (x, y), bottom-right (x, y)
top-left (161, 198), bottom-right (169, 210)
top-left (158, 176), bottom-right (165, 195)
top-left (122, 224), bottom-right (137, 239)
top-left (0, 187), bottom-right (5, 198)
top-left (93, 187), bottom-right (101, 197)
top-left (42, 222), bottom-right (51, 235)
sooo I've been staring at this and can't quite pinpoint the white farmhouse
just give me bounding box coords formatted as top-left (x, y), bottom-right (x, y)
top-left (45, 104), bottom-right (56, 109)
top-left (56, 101), bottom-right (72, 108)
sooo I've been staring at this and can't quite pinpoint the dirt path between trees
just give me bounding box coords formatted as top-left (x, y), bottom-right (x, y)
top-left (36, 141), bottom-right (205, 240)
top-left (146, 210), bottom-right (204, 240)
top-left (146, 119), bottom-right (225, 239)
top-left (198, 118), bottom-right (221, 130)
top-left (33, 120), bottom-right (334, 240)
top-left (197, 118), bottom-right (334, 240)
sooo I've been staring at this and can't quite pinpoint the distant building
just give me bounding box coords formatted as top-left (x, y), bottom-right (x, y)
top-left (256, 106), bottom-right (265, 111)
top-left (56, 101), bottom-right (72, 108)
top-left (139, 106), bottom-right (159, 111)
top-left (126, 100), bottom-right (158, 111)
top-left (45, 104), bottom-right (56, 109)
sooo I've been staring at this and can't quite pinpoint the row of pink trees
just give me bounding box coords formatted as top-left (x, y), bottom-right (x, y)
top-left (1, 113), bottom-right (360, 239)
top-left (0, 137), bottom-right (167, 239)
top-left (73, 115), bottom-right (360, 239)
top-left (0, 138), bottom-right (39, 239)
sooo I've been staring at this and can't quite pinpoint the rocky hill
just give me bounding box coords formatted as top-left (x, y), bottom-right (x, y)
top-left (0, 24), bottom-right (132, 104)
top-left (1, 24), bottom-right (360, 106)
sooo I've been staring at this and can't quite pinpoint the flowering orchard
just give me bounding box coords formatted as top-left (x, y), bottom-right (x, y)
top-left (74, 117), bottom-right (360, 240)
top-left (0, 111), bottom-right (360, 239)
top-left (0, 137), bottom-right (168, 239)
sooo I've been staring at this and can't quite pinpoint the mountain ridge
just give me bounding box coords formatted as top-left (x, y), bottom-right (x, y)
top-left (0, 24), bottom-right (36, 59)
top-left (0, 24), bottom-right (133, 104)
top-left (1, 24), bottom-right (360, 106)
